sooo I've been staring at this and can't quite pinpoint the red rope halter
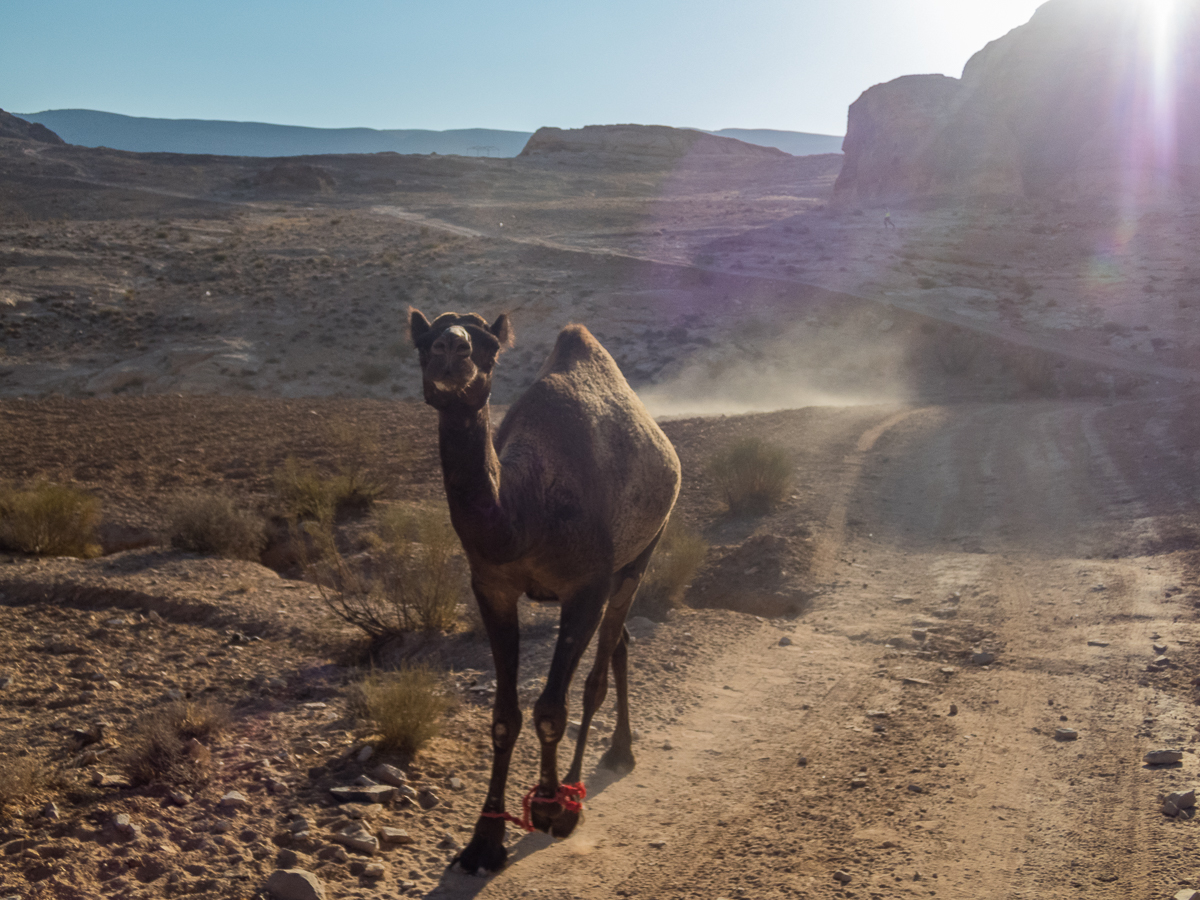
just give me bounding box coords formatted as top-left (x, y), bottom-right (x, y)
top-left (480, 781), bottom-right (587, 833)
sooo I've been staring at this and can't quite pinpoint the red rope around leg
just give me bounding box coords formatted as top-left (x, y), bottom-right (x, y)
top-left (479, 782), bottom-right (587, 833)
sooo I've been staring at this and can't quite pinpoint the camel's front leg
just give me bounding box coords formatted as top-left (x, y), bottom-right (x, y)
top-left (529, 578), bottom-right (609, 838)
top-left (455, 591), bottom-right (521, 874)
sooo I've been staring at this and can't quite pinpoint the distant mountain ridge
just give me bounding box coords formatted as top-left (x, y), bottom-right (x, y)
top-left (703, 128), bottom-right (843, 156)
top-left (15, 109), bottom-right (843, 159)
top-left (14, 109), bottom-right (531, 158)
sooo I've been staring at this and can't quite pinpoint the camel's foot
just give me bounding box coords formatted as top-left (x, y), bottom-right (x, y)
top-left (452, 819), bottom-right (507, 875)
top-left (530, 799), bottom-right (584, 838)
top-left (599, 743), bottom-right (636, 775)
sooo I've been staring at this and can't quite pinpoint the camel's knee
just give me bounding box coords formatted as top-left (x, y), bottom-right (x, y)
top-left (491, 712), bottom-right (521, 751)
top-left (532, 699), bottom-right (566, 744)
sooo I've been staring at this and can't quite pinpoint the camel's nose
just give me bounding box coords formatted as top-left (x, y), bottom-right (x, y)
top-left (433, 326), bottom-right (472, 358)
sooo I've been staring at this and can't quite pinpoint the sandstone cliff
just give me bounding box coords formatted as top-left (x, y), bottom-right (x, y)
top-left (834, 0), bottom-right (1200, 205)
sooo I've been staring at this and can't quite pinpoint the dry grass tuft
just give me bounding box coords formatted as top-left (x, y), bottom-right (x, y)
top-left (0, 481), bottom-right (101, 557)
top-left (120, 700), bottom-right (230, 787)
top-left (350, 666), bottom-right (454, 755)
top-left (167, 493), bottom-right (267, 560)
top-left (273, 454), bottom-right (386, 524)
top-left (0, 756), bottom-right (45, 816)
top-left (307, 504), bottom-right (468, 639)
top-left (632, 519), bottom-right (709, 621)
top-left (708, 437), bottom-right (792, 516)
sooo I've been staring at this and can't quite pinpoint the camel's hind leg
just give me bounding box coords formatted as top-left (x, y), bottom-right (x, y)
top-left (594, 529), bottom-right (662, 776)
top-left (600, 623), bottom-right (636, 774)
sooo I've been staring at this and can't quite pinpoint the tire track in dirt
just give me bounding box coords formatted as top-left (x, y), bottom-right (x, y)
top-left (846, 397), bottom-right (1200, 898)
top-left (431, 408), bottom-right (917, 900)
top-left (428, 396), bottom-right (1200, 900)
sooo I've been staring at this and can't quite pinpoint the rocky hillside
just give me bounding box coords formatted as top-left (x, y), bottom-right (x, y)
top-left (833, 0), bottom-right (1200, 205)
top-left (0, 108), bottom-right (64, 145)
top-left (520, 124), bottom-right (789, 159)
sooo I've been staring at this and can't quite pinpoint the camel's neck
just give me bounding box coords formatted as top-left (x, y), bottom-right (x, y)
top-left (436, 404), bottom-right (516, 563)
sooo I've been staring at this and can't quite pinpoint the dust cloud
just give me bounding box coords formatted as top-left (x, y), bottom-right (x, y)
top-left (638, 328), bottom-right (915, 418)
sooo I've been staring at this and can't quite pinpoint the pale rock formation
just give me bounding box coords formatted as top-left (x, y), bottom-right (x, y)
top-left (834, 0), bottom-right (1200, 204)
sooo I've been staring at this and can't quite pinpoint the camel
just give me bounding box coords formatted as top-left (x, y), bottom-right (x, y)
top-left (408, 309), bottom-right (681, 873)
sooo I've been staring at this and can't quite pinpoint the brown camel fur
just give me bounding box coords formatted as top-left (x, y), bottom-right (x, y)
top-left (409, 309), bottom-right (681, 873)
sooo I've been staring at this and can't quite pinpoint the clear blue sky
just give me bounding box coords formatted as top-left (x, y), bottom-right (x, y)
top-left (4, 0), bottom-right (1045, 135)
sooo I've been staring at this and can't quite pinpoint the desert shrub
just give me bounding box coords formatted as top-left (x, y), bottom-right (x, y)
top-left (350, 666), bottom-right (453, 755)
top-left (273, 425), bottom-right (388, 523)
top-left (631, 519), bottom-right (708, 622)
top-left (708, 438), bottom-right (792, 516)
top-left (306, 504), bottom-right (468, 639)
top-left (120, 700), bottom-right (229, 787)
top-left (0, 482), bottom-right (101, 557)
top-left (0, 756), bottom-right (44, 815)
top-left (167, 493), bottom-right (267, 560)
top-left (274, 456), bottom-right (338, 523)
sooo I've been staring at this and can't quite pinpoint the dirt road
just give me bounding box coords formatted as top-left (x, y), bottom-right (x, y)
top-left (433, 394), bottom-right (1200, 900)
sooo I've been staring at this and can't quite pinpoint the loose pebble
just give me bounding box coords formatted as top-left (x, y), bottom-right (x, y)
top-left (219, 790), bottom-right (249, 810)
top-left (374, 763), bottom-right (407, 787)
top-left (265, 868), bottom-right (327, 900)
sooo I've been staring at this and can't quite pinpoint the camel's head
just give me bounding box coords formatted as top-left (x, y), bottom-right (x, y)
top-left (409, 308), bottom-right (514, 411)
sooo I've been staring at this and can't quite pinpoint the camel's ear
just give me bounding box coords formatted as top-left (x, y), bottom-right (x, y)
top-left (409, 308), bottom-right (431, 345)
top-left (490, 314), bottom-right (514, 349)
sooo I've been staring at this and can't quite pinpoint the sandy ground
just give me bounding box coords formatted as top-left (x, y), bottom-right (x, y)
top-left (433, 392), bottom-right (1200, 900)
top-left (2, 133), bottom-right (1200, 900)
top-left (0, 389), bottom-right (1198, 899)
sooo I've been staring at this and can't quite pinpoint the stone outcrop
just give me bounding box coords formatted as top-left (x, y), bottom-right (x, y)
top-left (0, 108), bottom-right (65, 145)
top-left (520, 124), bottom-right (788, 160)
top-left (833, 0), bottom-right (1200, 204)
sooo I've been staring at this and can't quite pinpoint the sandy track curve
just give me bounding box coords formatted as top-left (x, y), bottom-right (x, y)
top-left (425, 394), bottom-right (1200, 900)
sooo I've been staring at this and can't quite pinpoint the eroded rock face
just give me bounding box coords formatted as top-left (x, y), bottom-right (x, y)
top-left (834, 0), bottom-right (1200, 204)
top-left (520, 124), bottom-right (788, 160)
top-left (0, 109), bottom-right (65, 145)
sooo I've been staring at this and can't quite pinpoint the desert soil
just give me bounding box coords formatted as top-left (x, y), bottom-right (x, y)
top-left (3, 133), bottom-right (1200, 900)
top-left (1, 388), bottom-right (1199, 900)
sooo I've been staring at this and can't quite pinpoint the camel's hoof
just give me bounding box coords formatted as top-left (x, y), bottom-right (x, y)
top-left (529, 800), bottom-right (559, 835)
top-left (529, 800), bottom-right (583, 839)
top-left (551, 806), bottom-right (583, 839)
top-left (599, 744), bottom-right (636, 775)
top-left (452, 821), bottom-right (507, 874)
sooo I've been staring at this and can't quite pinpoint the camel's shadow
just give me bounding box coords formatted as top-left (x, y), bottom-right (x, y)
top-left (426, 763), bottom-right (629, 899)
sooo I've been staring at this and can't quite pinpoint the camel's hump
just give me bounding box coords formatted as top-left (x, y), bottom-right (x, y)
top-left (539, 324), bottom-right (609, 374)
